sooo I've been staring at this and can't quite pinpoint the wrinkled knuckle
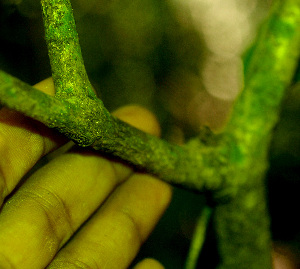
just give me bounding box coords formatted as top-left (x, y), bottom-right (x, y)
top-left (23, 187), bottom-right (75, 237)
top-left (120, 209), bottom-right (144, 247)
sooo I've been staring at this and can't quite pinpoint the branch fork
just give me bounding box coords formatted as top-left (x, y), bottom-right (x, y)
top-left (0, 0), bottom-right (299, 268)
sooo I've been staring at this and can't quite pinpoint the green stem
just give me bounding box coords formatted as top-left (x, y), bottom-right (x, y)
top-left (185, 207), bottom-right (212, 269)
top-left (228, 0), bottom-right (300, 149)
top-left (0, 70), bottom-right (68, 127)
top-left (38, 0), bottom-right (238, 199)
top-left (214, 0), bottom-right (300, 268)
top-left (41, 0), bottom-right (96, 100)
top-left (0, 70), bottom-right (231, 195)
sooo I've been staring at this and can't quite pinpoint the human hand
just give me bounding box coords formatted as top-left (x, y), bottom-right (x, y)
top-left (0, 78), bottom-right (171, 269)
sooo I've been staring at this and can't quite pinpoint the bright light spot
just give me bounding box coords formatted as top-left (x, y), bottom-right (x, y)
top-left (184, 0), bottom-right (254, 57)
top-left (202, 55), bottom-right (243, 100)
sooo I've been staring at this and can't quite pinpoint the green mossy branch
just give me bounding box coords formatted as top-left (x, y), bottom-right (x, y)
top-left (213, 1), bottom-right (300, 268)
top-left (0, 70), bottom-right (229, 196)
top-left (0, 70), bottom-right (68, 127)
top-left (229, 0), bottom-right (300, 150)
top-left (41, 0), bottom-right (96, 100)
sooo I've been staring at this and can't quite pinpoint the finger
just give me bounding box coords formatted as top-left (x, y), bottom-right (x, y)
top-left (133, 258), bottom-right (165, 269)
top-left (0, 105), bottom-right (162, 268)
top-left (0, 77), bottom-right (66, 205)
top-left (112, 105), bottom-right (161, 137)
top-left (34, 77), bottom-right (56, 96)
top-left (0, 150), bottom-right (132, 269)
top-left (47, 174), bottom-right (172, 269)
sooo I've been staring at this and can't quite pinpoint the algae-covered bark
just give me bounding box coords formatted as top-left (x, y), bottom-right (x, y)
top-left (0, 0), bottom-right (233, 195)
top-left (0, 0), bottom-right (299, 268)
top-left (0, 69), bottom-right (229, 193)
top-left (214, 157), bottom-right (272, 268)
top-left (214, 0), bottom-right (300, 268)
top-left (41, 0), bottom-right (95, 100)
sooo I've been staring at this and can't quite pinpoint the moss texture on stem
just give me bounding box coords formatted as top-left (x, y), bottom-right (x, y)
top-left (0, 70), bottom-right (68, 127)
top-left (41, 0), bottom-right (96, 100)
top-left (229, 0), bottom-right (300, 149)
top-left (0, 71), bottom-right (230, 195)
top-left (39, 0), bottom-right (236, 197)
top-left (214, 1), bottom-right (300, 268)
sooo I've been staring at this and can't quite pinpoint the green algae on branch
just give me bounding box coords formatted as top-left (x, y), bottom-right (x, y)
top-left (0, 0), bottom-right (297, 212)
top-left (41, 0), bottom-right (96, 100)
top-left (0, 71), bottom-right (230, 197)
top-left (228, 0), bottom-right (300, 151)
top-left (0, 70), bottom-right (68, 127)
top-left (38, 0), bottom-right (239, 197)
top-left (0, 0), bottom-right (296, 209)
top-left (213, 1), bottom-right (300, 268)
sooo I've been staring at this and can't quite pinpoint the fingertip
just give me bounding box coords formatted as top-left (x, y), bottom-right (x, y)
top-left (33, 77), bottom-right (55, 96)
top-left (133, 258), bottom-right (165, 269)
top-left (112, 105), bottom-right (161, 137)
top-left (117, 173), bottom-right (172, 239)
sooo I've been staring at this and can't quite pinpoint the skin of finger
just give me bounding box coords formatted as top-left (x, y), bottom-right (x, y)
top-left (47, 173), bottom-right (172, 269)
top-left (0, 104), bottom-right (163, 268)
top-left (112, 105), bottom-right (161, 138)
top-left (0, 77), bottom-right (66, 205)
top-left (133, 258), bottom-right (165, 269)
top-left (0, 150), bottom-right (133, 269)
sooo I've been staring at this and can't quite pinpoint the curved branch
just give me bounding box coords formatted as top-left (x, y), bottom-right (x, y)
top-left (227, 0), bottom-right (300, 150)
top-left (41, 0), bottom-right (96, 100)
top-left (0, 70), bottom-right (68, 127)
top-left (0, 70), bottom-right (228, 195)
